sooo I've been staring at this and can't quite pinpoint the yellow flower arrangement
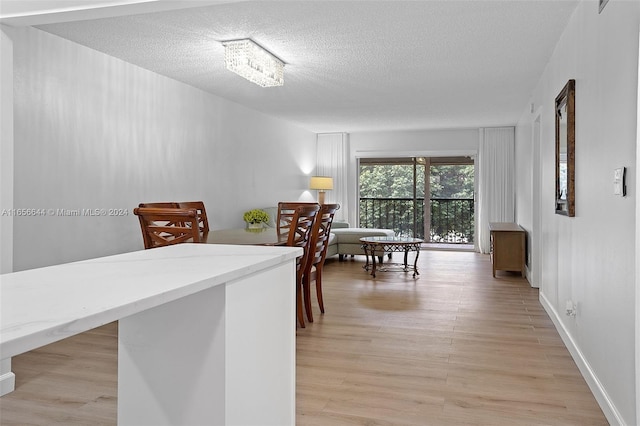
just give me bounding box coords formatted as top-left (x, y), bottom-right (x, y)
top-left (243, 209), bottom-right (269, 224)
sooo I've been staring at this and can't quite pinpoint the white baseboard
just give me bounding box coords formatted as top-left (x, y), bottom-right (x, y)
top-left (525, 265), bottom-right (539, 288)
top-left (0, 371), bottom-right (15, 396)
top-left (0, 357), bottom-right (15, 395)
top-left (539, 293), bottom-right (625, 425)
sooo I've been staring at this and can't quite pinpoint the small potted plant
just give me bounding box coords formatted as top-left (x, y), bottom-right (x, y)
top-left (243, 209), bottom-right (269, 229)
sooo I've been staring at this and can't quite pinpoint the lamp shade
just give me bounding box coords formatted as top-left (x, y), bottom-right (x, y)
top-left (309, 176), bottom-right (333, 191)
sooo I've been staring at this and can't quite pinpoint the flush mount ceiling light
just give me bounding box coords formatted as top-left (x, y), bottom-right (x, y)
top-left (222, 39), bottom-right (284, 87)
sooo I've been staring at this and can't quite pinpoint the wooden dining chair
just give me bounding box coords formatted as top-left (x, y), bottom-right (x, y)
top-left (302, 203), bottom-right (340, 323)
top-left (133, 207), bottom-right (201, 249)
top-left (276, 202), bottom-right (320, 236)
top-left (283, 203), bottom-right (320, 328)
top-left (139, 201), bottom-right (209, 238)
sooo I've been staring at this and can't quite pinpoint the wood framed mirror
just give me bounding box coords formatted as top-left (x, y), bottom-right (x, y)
top-left (555, 79), bottom-right (575, 216)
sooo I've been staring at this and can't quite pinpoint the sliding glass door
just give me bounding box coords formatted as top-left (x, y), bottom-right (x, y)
top-left (359, 158), bottom-right (423, 237)
top-left (359, 156), bottom-right (474, 244)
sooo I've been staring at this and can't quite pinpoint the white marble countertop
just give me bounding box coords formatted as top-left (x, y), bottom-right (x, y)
top-left (0, 243), bottom-right (301, 359)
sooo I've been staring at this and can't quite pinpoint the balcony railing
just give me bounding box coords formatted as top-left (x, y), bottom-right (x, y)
top-left (359, 197), bottom-right (474, 243)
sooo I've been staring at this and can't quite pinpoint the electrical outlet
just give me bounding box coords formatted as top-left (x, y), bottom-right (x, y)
top-left (565, 300), bottom-right (577, 317)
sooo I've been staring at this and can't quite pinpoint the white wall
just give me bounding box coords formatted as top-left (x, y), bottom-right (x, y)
top-left (515, 1), bottom-right (639, 424)
top-left (0, 25), bottom-right (17, 396)
top-left (1, 26), bottom-right (14, 274)
top-left (11, 26), bottom-right (316, 271)
top-left (515, 116), bottom-right (533, 272)
top-left (347, 129), bottom-right (479, 227)
top-left (636, 31), bottom-right (640, 426)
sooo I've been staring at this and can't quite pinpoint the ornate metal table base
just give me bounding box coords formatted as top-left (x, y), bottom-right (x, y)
top-left (360, 237), bottom-right (423, 278)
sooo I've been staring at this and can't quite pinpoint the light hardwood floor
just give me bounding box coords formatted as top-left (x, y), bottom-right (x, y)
top-left (0, 251), bottom-right (607, 425)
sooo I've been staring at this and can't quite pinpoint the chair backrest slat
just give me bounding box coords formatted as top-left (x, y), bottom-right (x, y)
top-left (138, 202), bottom-right (180, 208)
top-left (177, 201), bottom-right (210, 235)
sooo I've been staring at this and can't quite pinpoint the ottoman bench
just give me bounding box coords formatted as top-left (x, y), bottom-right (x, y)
top-left (331, 227), bottom-right (396, 261)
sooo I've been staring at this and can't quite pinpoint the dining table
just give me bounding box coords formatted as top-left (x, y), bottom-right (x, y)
top-left (204, 227), bottom-right (288, 246)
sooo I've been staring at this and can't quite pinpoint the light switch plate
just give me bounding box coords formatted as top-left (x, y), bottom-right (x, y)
top-left (613, 167), bottom-right (626, 196)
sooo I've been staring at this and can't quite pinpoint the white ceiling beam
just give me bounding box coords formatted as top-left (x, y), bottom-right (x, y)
top-left (0, 0), bottom-right (246, 26)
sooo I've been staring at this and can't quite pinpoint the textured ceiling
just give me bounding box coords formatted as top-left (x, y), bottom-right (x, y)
top-left (31, 1), bottom-right (579, 133)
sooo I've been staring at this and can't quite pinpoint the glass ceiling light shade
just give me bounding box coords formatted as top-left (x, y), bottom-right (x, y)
top-left (222, 39), bottom-right (284, 87)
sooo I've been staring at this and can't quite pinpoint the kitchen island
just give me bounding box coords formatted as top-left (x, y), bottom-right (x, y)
top-left (0, 243), bottom-right (301, 425)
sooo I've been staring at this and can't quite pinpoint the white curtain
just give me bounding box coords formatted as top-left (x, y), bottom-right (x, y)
top-left (316, 133), bottom-right (349, 222)
top-left (477, 127), bottom-right (515, 253)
